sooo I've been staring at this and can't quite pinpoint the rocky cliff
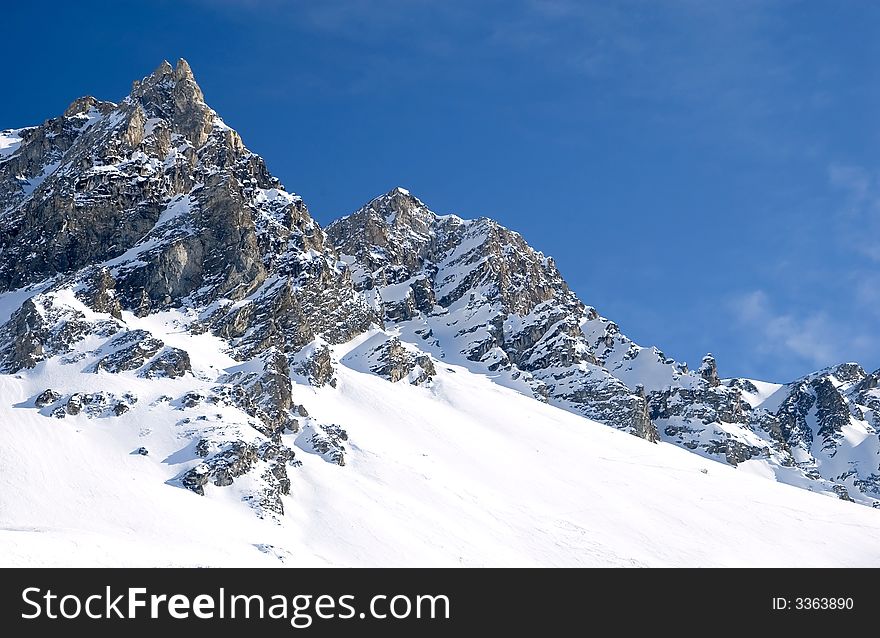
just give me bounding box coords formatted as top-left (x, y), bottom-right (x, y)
top-left (328, 188), bottom-right (880, 506)
top-left (2, 60), bottom-right (878, 515)
top-left (0, 60), bottom-right (378, 515)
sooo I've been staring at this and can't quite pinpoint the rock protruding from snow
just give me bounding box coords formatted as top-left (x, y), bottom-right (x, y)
top-left (0, 60), bottom-right (382, 516)
top-left (291, 341), bottom-right (337, 388)
top-left (141, 347), bottom-right (192, 379)
top-left (33, 390), bottom-right (138, 419)
top-left (296, 421), bottom-right (348, 466)
top-left (181, 439), bottom-right (295, 516)
top-left (0, 283), bottom-right (120, 373)
top-left (4, 61), bottom-right (880, 522)
top-left (34, 389), bottom-right (62, 407)
top-left (327, 189), bottom-right (664, 440)
top-left (699, 354), bottom-right (720, 387)
top-left (328, 188), bottom-right (880, 505)
top-left (365, 336), bottom-right (437, 386)
top-left (94, 330), bottom-right (164, 374)
top-left (218, 348), bottom-right (295, 438)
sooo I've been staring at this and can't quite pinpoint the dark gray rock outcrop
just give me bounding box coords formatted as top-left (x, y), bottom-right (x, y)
top-left (366, 336), bottom-right (436, 386)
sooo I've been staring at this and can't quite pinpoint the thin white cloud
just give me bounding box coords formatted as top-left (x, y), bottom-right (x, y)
top-left (829, 163), bottom-right (880, 261)
top-left (186, 0), bottom-right (811, 153)
top-left (829, 164), bottom-right (871, 206)
top-left (729, 290), bottom-right (873, 372)
top-left (854, 273), bottom-right (880, 319)
top-left (198, 0), bottom-right (469, 40)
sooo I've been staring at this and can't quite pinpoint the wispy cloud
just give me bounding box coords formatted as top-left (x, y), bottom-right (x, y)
top-left (739, 162), bottom-right (880, 375)
top-left (729, 290), bottom-right (876, 376)
top-left (733, 290), bottom-right (840, 366)
top-left (189, 0), bottom-right (795, 108)
top-left (193, 0), bottom-right (472, 42)
top-left (829, 163), bottom-right (880, 261)
top-left (484, 0), bottom-right (813, 158)
top-left (855, 274), bottom-right (880, 318)
top-left (186, 0), bottom-right (825, 159)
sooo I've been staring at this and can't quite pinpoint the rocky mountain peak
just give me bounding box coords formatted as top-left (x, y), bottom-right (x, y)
top-left (855, 369), bottom-right (879, 393)
top-left (828, 362), bottom-right (867, 385)
top-left (328, 188), bottom-right (665, 440)
top-left (63, 95), bottom-right (115, 118)
top-left (362, 186), bottom-right (437, 236)
top-left (699, 353), bottom-right (720, 387)
top-left (155, 59), bottom-right (174, 75)
top-left (3, 61), bottom-right (880, 523)
top-left (173, 58), bottom-right (196, 83)
top-left (0, 59), bottom-right (237, 292)
top-left (325, 188), bottom-right (463, 288)
top-left (0, 59), bottom-right (375, 330)
top-left (0, 61), bottom-right (381, 514)
top-left (128, 58), bottom-right (211, 147)
top-left (134, 58), bottom-right (198, 92)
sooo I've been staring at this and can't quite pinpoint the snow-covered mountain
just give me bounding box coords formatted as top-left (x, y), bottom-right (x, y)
top-left (327, 187), bottom-right (880, 506)
top-left (2, 60), bottom-right (880, 567)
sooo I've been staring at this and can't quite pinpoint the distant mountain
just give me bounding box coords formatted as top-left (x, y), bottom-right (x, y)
top-left (1, 60), bottom-right (879, 566)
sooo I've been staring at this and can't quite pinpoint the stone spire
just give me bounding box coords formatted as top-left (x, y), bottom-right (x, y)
top-left (129, 58), bottom-right (212, 147)
top-left (699, 353), bottom-right (720, 387)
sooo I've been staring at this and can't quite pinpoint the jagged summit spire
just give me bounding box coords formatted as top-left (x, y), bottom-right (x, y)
top-left (699, 353), bottom-right (720, 387)
top-left (142, 58), bottom-right (193, 80)
top-left (373, 185), bottom-right (419, 203)
top-left (133, 58), bottom-right (204, 101)
top-left (62, 95), bottom-right (115, 118)
top-left (373, 185), bottom-right (426, 210)
top-left (153, 59), bottom-right (174, 77)
top-left (128, 58), bottom-right (211, 146)
top-left (174, 58), bottom-right (194, 81)
top-left (365, 186), bottom-right (435, 229)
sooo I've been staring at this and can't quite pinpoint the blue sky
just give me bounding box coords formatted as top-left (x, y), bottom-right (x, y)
top-left (1, 0), bottom-right (877, 381)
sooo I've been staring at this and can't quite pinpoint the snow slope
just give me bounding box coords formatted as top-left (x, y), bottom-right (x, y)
top-left (0, 129), bottom-right (24, 160)
top-left (3, 326), bottom-right (880, 567)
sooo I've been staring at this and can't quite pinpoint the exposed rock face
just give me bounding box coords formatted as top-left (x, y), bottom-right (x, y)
top-left (698, 354), bottom-right (720, 387)
top-left (852, 369), bottom-right (880, 430)
top-left (328, 188), bottom-right (880, 504)
top-left (35, 389), bottom-right (61, 407)
top-left (650, 381), bottom-right (769, 465)
top-left (94, 330), bottom-right (164, 373)
top-left (726, 377), bottom-right (759, 396)
top-left (218, 348), bottom-right (294, 437)
top-left (76, 267), bottom-right (123, 319)
top-left (776, 367), bottom-right (859, 452)
top-left (0, 282), bottom-right (120, 373)
top-left (38, 391), bottom-right (138, 419)
top-left (0, 61), bottom-right (208, 290)
top-left (65, 394), bottom-right (82, 415)
top-left (755, 363), bottom-right (880, 502)
top-left (141, 347), bottom-right (191, 378)
top-left (327, 188), bottom-right (657, 440)
top-left (181, 440), bottom-right (294, 514)
top-left (0, 58), bottom-right (378, 347)
top-left (2, 60), bottom-right (880, 514)
top-left (0, 60), bottom-right (375, 514)
top-left (364, 336), bottom-right (437, 385)
top-left (291, 342), bottom-right (337, 388)
top-left (296, 422), bottom-right (348, 466)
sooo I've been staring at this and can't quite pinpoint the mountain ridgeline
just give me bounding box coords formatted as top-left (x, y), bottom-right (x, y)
top-left (1, 60), bottom-right (878, 514)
